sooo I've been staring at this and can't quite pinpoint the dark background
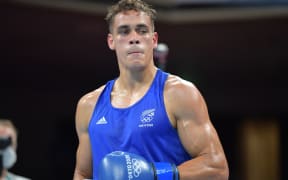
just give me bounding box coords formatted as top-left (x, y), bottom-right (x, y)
top-left (1, 1), bottom-right (287, 179)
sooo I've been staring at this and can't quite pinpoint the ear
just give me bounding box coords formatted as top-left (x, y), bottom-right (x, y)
top-left (107, 33), bottom-right (115, 50)
top-left (152, 32), bottom-right (158, 49)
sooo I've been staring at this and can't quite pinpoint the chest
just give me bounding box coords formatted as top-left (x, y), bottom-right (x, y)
top-left (110, 87), bottom-right (149, 108)
top-left (90, 97), bottom-right (173, 139)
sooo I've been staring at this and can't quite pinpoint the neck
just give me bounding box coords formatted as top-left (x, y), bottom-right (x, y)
top-left (117, 67), bottom-right (157, 90)
top-left (111, 67), bottom-right (158, 107)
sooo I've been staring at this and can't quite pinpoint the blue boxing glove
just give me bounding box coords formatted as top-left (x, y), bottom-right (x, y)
top-left (97, 151), bottom-right (179, 180)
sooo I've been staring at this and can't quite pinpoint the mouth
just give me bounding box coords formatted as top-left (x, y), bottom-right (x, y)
top-left (127, 48), bottom-right (143, 55)
top-left (128, 51), bottom-right (142, 55)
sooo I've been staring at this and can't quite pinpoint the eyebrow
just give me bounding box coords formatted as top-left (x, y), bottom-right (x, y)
top-left (117, 24), bottom-right (149, 30)
top-left (136, 24), bottom-right (148, 28)
top-left (117, 25), bottom-right (129, 30)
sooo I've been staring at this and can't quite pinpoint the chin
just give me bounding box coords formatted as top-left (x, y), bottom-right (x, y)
top-left (129, 64), bottom-right (146, 72)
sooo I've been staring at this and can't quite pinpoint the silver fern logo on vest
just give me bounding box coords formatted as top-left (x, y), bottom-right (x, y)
top-left (139, 109), bottom-right (155, 128)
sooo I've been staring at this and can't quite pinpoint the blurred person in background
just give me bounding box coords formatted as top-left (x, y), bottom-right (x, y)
top-left (0, 119), bottom-right (31, 180)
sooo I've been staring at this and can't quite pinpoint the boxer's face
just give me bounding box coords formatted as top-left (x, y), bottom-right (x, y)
top-left (107, 10), bottom-right (158, 70)
top-left (0, 125), bottom-right (17, 150)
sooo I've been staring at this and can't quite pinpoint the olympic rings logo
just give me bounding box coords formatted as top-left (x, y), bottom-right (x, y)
top-left (141, 116), bottom-right (154, 123)
top-left (140, 109), bottom-right (155, 124)
top-left (132, 158), bottom-right (142, 177)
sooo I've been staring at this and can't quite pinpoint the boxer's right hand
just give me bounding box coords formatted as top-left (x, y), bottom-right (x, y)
top-left (97, 151), bottom-right (179, 180)
top-left (97, 151), bottom-right (154, 180)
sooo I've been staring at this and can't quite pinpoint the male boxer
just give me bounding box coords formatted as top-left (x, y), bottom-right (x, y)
top-left (73, 0), bottom-right (229, 179)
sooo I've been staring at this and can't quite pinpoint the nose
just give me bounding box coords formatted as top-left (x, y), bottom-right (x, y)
top-left (129, 39), bottom-right (140, 44)
top-left (129, 30), bottom-right (140, 45)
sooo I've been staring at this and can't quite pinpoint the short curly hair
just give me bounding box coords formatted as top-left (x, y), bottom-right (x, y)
top-left (105, 0), bottom-right (157, 33)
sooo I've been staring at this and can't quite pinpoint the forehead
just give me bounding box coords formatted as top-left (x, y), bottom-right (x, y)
top-left (113, 10), bottom-right (152, 28)
top-left (0, 125), bottom-right (16, 137)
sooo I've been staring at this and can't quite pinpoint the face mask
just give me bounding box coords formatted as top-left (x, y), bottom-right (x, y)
top-left (0, 146), bottom-right (17, 169)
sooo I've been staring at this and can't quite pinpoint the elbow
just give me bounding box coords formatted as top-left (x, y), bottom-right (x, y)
top-left (206, 162), bottom-right (229, 180)
top-left (214, 159), bottom-right (229, 180)
top-left (208, 154), bottom-right (229, 180)
top-left (217, 164), bottom-right (229, 180)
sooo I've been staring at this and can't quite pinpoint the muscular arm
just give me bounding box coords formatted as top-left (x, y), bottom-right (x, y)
top-left (73, 87), bottom-right (104, 180)
top-left (165, 76), bottom-right (229, 180)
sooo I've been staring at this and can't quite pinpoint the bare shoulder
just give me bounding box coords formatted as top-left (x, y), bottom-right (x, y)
top-left (77, 85), bottom-right (106, 110)
top-left (165, 74), bottom-right (202, 102)
top-left (75, 85), bottom-right (106, 133)
top-left (164, 74), bottom-right (208, 124)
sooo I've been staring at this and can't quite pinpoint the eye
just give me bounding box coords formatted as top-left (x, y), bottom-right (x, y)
top-left (136, 26), bottom-right (149, 35)
top-left (117, 26), bottom-right (130, 35)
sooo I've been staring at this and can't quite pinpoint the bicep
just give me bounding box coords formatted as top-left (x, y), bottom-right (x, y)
top-left (173, 82), bottom-right (224, 158)
top-left (178, 117), bottom-right (223, 158)
top-left (74, 92), bottom-right (99, 178)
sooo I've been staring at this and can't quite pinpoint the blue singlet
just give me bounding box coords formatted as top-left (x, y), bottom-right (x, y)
top-left (88, 69), bottom-right (191, 179)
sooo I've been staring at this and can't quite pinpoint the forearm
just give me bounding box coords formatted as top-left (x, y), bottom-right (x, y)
top-left (73, 173), bottom-right (84, 180)
top-left (73, 168), bottom-right (92, 180)
top-left (177, 155), bottom-right (229, 180)
top-left (74, 135), bottom-right (93, 180)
